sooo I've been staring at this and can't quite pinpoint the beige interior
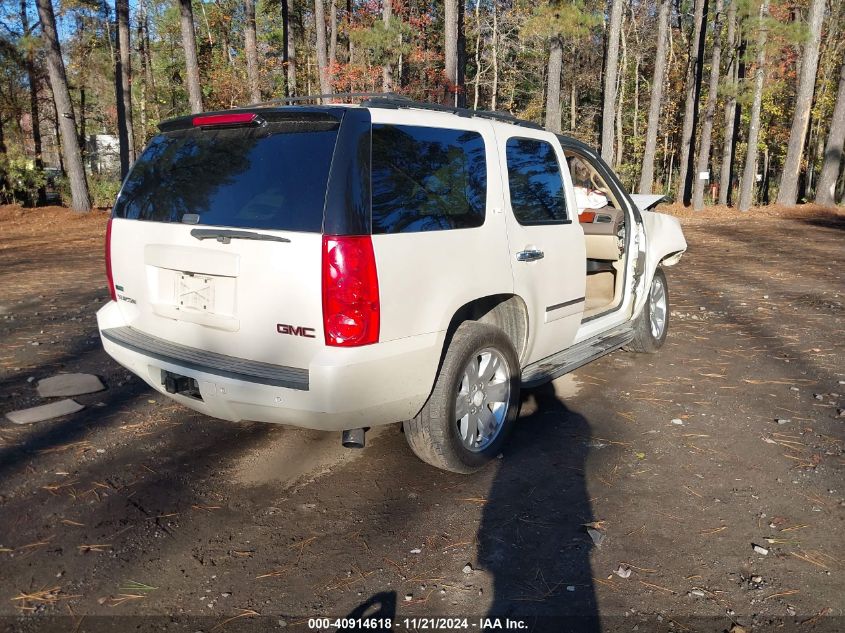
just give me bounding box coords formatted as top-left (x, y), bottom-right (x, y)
top-left (584, 234), bottom-right (620, 260)
top-left (566, 151), bottom-right (627, 320)
top-left (584, 271), bottom-right (615, 312)
top-left (583, 261), bottom-right (625, 318)
top-left (582, 208), bottom-right (624, 260)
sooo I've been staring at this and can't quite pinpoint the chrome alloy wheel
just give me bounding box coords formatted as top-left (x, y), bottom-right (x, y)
top-left (649, 274), bottom-right (667, 339)
top-left (454, 348), bottom-right (511, 452)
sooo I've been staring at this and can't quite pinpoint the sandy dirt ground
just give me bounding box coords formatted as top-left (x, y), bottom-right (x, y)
top-left (0, 204), bottom-right (842, 633)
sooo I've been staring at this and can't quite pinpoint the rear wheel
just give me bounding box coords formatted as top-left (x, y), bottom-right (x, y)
top-left (625, 267), bottom-right (669, 353)
top-left (403, 322), bottom-right (520, 473)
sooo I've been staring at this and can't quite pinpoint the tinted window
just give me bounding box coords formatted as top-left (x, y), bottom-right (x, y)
top-left (371, 124), bottom-right (486, 233)
top-left (113, 121), bottom-right (339, 232)
top-left (506, 138), bottom-right (569, 225)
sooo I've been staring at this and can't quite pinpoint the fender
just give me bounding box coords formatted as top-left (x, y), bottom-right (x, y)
top-left (633, 210), bottom-right (687, 317)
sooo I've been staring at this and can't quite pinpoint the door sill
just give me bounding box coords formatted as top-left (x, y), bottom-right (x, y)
top-left (521, 324), bottom-right (633, 388)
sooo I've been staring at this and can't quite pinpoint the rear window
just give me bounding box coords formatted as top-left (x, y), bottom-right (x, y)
top-left (371, 124), bottom-right (487, 233)
top-left (113, 120), bottom-right (339, 232)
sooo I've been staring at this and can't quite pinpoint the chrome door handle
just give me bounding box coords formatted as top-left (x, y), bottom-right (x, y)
top-left (516, 249), bottom-right (545, 262)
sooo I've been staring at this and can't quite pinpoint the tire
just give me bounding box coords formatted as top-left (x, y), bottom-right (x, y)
top-left (403, 322), bottom-right (520, 474)
top-left (625, 267), bottom-right (669, 354)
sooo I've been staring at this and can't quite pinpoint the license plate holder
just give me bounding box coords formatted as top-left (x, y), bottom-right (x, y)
top-left (178, 273), bottom-right (215, 312)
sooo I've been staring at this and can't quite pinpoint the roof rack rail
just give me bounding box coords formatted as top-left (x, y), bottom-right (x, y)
top-left (244, 92), bottom-right (544, 130)
top-left (246, 92), bottom-right (410, 107)
top-left (360, 95), bottom-right (544, 130)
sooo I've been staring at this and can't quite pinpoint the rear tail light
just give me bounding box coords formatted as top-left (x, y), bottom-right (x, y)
top-left (322, 236), bottom-right (380, 346)
top-left (105, 218), bottom-right (116, 302)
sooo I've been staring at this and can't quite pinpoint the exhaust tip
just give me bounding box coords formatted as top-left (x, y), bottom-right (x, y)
top-left (341, 428), bottom-right (366, 449)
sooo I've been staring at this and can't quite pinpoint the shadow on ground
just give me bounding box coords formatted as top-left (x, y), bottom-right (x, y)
top-left (479, 383), bottom-right (599, 631)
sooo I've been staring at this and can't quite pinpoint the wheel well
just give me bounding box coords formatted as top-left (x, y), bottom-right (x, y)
top-left (416, 295), bottom-right (529, 421)
top-left (660, 250), bottom-right (685, 267)
top-left (444, 295), bottom-right (529, 364)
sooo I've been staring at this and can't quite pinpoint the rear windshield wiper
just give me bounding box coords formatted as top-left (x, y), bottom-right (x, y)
top-left (190, 228), bottom-right (291, 244)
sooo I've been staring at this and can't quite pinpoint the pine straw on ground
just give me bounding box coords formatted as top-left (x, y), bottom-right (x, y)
top-left (656, 202), bottom-right (844, 223)
top-left (0, 204), bottom-right (109, 236)
top-left (0, 205), bottom-right (108, 280)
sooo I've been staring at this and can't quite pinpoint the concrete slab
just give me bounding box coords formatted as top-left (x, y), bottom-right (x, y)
top-left (5, 399), bottom-right (85, 424)
top-left (37, 373), bottom-right (105, 398)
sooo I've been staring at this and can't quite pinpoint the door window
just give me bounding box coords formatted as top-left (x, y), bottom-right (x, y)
top-left (505, 138), bottom-right (569, 225)
top-left (371, 124), bottom-right (487, 234)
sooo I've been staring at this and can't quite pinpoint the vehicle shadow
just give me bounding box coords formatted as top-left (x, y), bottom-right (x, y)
top-left (478, 382), bottom-right (600, 632)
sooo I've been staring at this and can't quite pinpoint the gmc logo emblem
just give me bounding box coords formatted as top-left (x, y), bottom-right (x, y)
top-left (277, 323), bottom-right (316, 338)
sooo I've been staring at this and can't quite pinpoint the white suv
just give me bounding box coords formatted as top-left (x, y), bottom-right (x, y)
top-left (98, 97), bottom-right (686, 473)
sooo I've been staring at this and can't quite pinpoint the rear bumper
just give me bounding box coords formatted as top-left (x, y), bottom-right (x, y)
top-left (96, 302), bottom-right (443, 431)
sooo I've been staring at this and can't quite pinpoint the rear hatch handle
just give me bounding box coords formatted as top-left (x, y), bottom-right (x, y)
top-left (190, 228), bottom-right (291, 244)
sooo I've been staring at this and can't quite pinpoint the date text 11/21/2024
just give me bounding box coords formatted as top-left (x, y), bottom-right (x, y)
top-left (307, 617), bottom-right (529, 630)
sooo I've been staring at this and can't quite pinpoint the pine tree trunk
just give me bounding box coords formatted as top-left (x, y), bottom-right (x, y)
top-left (601, 0), bottom-right (624, 163)
top-left (382, 0), bottom-right (393, 92)
top-left (615, 26), bottom-right (627, 168)
top-left (138, 74), bottom-right (146, 144)
top-left (805, 111), bottom-right (825, 195)
top-left (35, 0), bottom-right (90, 211)
top-left (198, 1), bottom-right (213, 48)
top-left (314, 0), bottom-right (332, 98)
top-left (692, 0), bottom-right (723, 210)
top-left (777, 0), bottom-right (825, 205)
top-left (1, 67), bottom-right (9, 196)
top-left (457, 1), bottom-right (466, 107)
top-left (179, 0), bottom-right (204, 113)
top-left (329, 0), bottom-right (338, 68)
top-left (545, 37), bottom-right (563, 133)
top-left (21, 0), bottom-right (43, 164)
top-left (815, 60), bottom-right (845, 205)
top-left (118, 0), bottom-right (133, 159)
top-left (245, 0), bottom-right (260, 103)
top-left (472, 0), bottom-right (481, 109)
top-left (677, 0), bottom-right (709, 204)
top-left (490, 1), bottom-right (498, 111)
top-left (633, 54), bottom-right (640, 141)
top-left (761, 144), bottom-right (770, 203)
top-left (20, 0), bottom-right (46, 204)
top-left (51, 95), bottom-right (64, 174)
top-left (168, 33), bottom-right (178, 111)
top-left (738, 0), bottom-right (769, 212)
top-left (79, 82), bottom-right (87, 151)
top-left (444, 0), bottom-right (459, 106)
top-left (115, 0), bottom-right (135, 179)
top-left (284, 0), bottom-right (296, 97)
top-left (346, 0), bottom-right (353, 82)
top-left (638, 0), bottom-right (670, 194)
top-left (397, 33), bottom-right (404, 86)
top-left (139, 0), bottom-right (159, 128)
top-left (718, 0), bottom-right (738, 205)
